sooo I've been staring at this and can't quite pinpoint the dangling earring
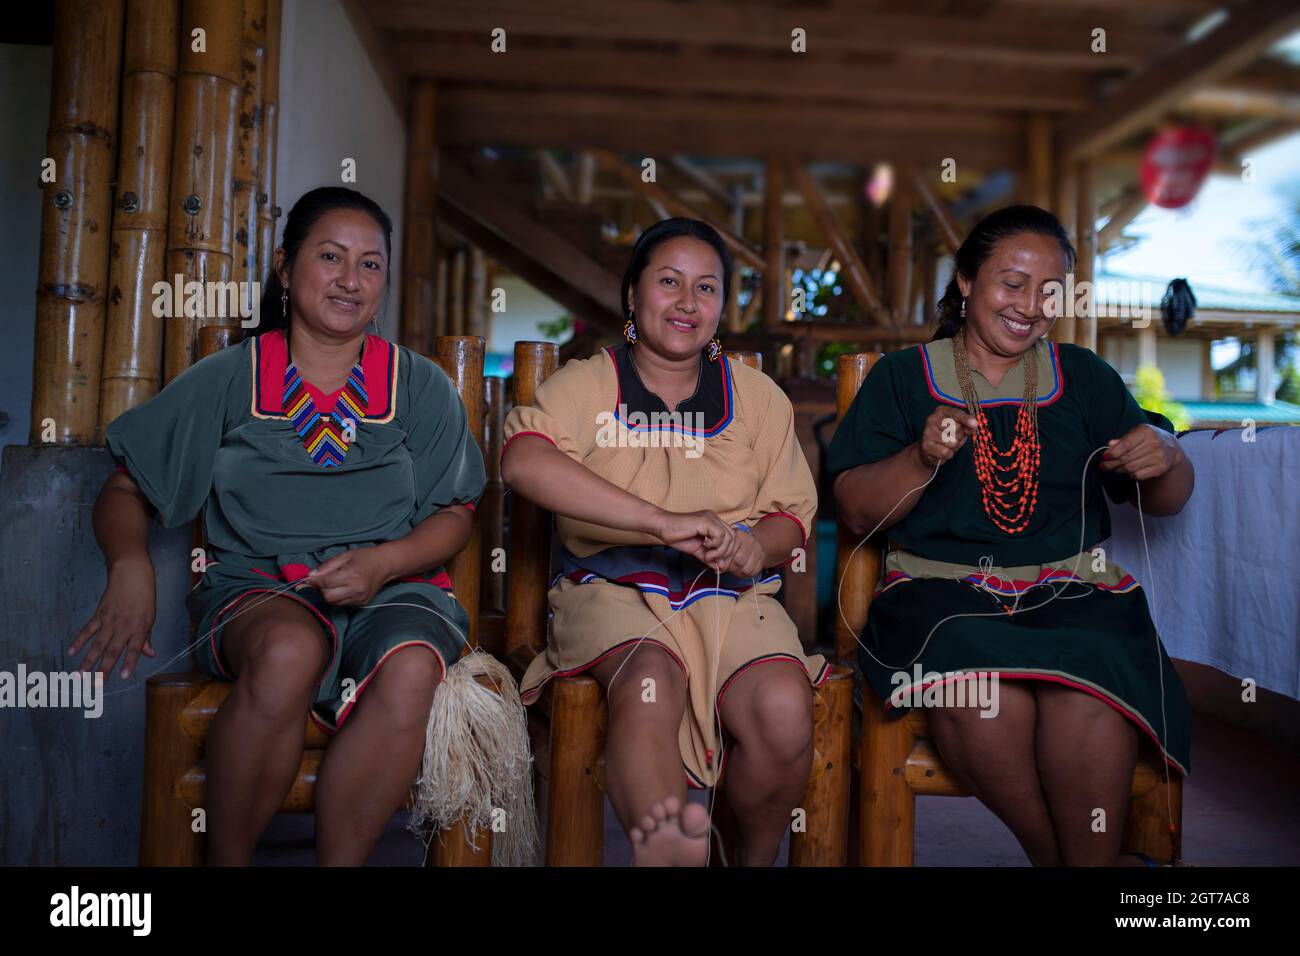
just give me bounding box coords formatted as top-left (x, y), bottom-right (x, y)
top-left (369, 315), bottom-right (380, 335)
top-left (707, 335), bottom-right (722, 362)
top-left (281, 290), bottom-right (288, 321)
top-left (960, 298), bottom-right (967, 319)
top-left (623, 313), bottom-right (638, 344)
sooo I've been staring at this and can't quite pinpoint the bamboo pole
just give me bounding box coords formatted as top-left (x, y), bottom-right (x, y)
top-left (435, 336), bottom-right (485, 647)
top-left (448, 247), bottom-right (467, 337)
top-left (164, 0), bottom-right (242, 381)
top-left (433, 255), bottom-right (449, 341)
top-left (888, 169), bottom-right (913, 325)
top-left (480, 375), bottom-right (506, 613)
top-left (835, 352), bottom-right (881, 665)
top-left (467, 246), bottom-right (487, 338)
top-left (1027, 113), bottom-right (1053, 210)
top-left (401, 78), bottom-right (437, 355)
top-left (31, 0), bottom-right (125, 445)
top-left (100, 0), bottom-right (178, 432)
top-left (256, 0), bottom-right (281, 295)
top-left (505, 342), bottom-right (559, 663)
top-left (234, 0), bottom-right (267, 325)
top-left (762, 158), bottom-right (785, 334)
top-left (1076, 160), bottom-right (1097, 351)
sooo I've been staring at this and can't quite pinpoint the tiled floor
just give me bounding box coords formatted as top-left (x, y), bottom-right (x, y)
top-left (253, 711), bottom-right (1299, 866)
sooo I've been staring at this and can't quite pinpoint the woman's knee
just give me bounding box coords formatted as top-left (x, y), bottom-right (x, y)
top-left (598, 644), bottom-right (686, 710)
top-left (725, 665), bottom-right (813, 763)
top-left (359, 646), bottom-right (442, 733)
top-left (229, 619), bottom-right (327, 718)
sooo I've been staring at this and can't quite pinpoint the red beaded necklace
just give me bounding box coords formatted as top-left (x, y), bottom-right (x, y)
top-left (952, 330), bottom-right (1041, 535)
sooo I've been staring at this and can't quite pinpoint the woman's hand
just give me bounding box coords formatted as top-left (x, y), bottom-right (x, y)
top-left (1100, 423), bottom-right (1183, 481)
top-left (308, 547), bottom-right (391, 607)
top-left (915, 406), bottom-right (980, 469)
top-left (707, 529), bottom-right (767, 579)
top-left (69, 555), bottom-right (158, 680)
top-left (652, 509), bottom-right (735, 572)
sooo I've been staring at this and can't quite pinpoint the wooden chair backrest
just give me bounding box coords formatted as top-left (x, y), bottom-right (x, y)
top-left (834, 352), bottom-right (884, 665)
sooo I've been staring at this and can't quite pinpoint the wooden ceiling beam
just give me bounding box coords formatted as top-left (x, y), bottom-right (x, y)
top-left (386, 37), bottom-right (1095, 111)
top-left (368, 0), bottom-right (1171, 67)
top-left (1059, 0), bottom-right (1300, 160)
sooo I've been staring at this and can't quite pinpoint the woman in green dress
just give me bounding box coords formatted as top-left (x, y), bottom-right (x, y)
top-left (829, 205), bottom-right (1194, 866)
top-left (72, 187), bottom-right (486, 865)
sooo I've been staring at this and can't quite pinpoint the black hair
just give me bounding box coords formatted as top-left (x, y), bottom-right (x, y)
top-left (932, 204), bottom-right (1076, 341)
top-left (253, 186), bottom-right (394, 335)
top-left (620, 217), bottom-right (734, 322)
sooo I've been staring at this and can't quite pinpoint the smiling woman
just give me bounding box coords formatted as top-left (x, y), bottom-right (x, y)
top-left (80, 186), bottom-right (494, 866)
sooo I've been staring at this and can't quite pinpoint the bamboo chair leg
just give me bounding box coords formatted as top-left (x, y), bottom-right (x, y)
top-left (428, 817), bottom-right (493, 867)
top-left (857, 688), bottom-right (916, 866)
top-left (140, 675), bottom-right (206, 866)
top-left (1123, 768), bottom-right (1183, 862)
top-left (545, 676), bottom-right (606, 866)
top-left (790, 666), bottom-right (853, 866)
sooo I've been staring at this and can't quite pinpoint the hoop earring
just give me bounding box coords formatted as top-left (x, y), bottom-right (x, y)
top-left (707, 336), bottom-right (722, 362)
top-left (960, 298), bottom-right (967, 319)
top-left (281, 290), bottom-right (288, 322)
top-left (623, 315), bottom-right (638, 344)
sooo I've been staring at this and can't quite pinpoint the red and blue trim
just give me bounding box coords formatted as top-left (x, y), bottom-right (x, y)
top-left (920, 340), bottom-right (1064, 409)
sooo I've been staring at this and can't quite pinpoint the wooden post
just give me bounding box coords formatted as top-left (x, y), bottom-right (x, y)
top-left (467, 246), bottom-right (487, 339)
top-left (1075, 161), bottom-right (1097, 351)
top-left (233, 0), bottom-right (267, 324)
top-left (31, 0), bottom-right (125, 444)
top-left (401, 79), bottom-right (437, 356)
top-left (504, 342), bottom-right (559, 667)
top-left (546, 677), bottom-right (607, 867)
top-left (139, 676), bottom-right (206, 865)
top-left (1201, 340), bottom-right (1216, 400)
top-left (762, 158), bottom-right (785, 333)
top-left (888, 170), bottom-right (914, 325)
top-left (448, 248), bottom-right (467, 337)
top-left (99, 0), bottom-right (178, 431)
top-left (433, 255), bottom-right (449, 341)
top-left (480, 375), bottom-right (506, 616)
top-left (835, 353), bottom-right (881, 665)
top-left (163, 0), bottom-right (242, 382)
top-left (435, 336), bottom-right (485, 647)
top-left (256, 0), bottom-right (281, 295)
top-left (1027, 113), bottom-right (1053, 210)
top-left (789, 666), bottom-right (852, 866)
top-left (1049, 153), bottom-right (1077, 347)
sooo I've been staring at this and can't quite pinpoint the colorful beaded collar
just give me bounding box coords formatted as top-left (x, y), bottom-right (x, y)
top-left (249, 328), bottom-right (399, 424)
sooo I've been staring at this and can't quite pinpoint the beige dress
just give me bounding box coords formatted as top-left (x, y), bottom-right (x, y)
top-left (503, 344), bottom-right (828, 787)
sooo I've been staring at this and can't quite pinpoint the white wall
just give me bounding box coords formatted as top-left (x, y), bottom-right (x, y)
top-left (1110, 334), bottom-right (1206, 399)
top-left (277, 0), bottom-right (406, 336)
top-left (0, 43), bottom-right (53, 458)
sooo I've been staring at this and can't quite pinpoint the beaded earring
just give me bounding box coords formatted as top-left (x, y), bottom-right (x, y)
top-left (706, 336), bottom-right (722, 362)
top-left (623, 315), bottom-right (638, 344)
top-left (960, 297), bottom-right (967, 319)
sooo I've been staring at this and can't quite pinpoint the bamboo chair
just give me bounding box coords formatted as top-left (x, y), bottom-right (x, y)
top-left (140, 332), bottom-right (492, 866)
top-left (833, 353), bottom-right (1184, 867)
top-left (503, 341), bottom-right (853, 867)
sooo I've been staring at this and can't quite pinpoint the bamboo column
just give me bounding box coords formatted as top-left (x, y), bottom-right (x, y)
top-left (466, 246), bottom-right (487, 339)
top-left (888, 169), bottom-right (914, 325)
top-left (1076, 161), bottom-right (1097, 351)
top-left (1050, 158), bottom-right (1078, 346)
top-left (401, 79), bottom-right (437, 356)
top-left (233, 0), bottom-right (267, 324)
top-left (99, 0), bottom-right (177, 432)
top-left (435, 337), bottom-right (485, 647)
top-left (835, 352), bottom-right (881, 665)
top-left (256, 0), bottom-right (281, 293)
top-left (762, 158), bottom-right (785, 333)
top-left (480, 375), bottom-right (506, 615)
top-left (1027, 114), bottom-right (1053, 211)
top-left (448, 248), bottom-right (467, 337)
top-left (433, 255), bottom-right (449, 340)
top-left (31, 0), bottom-right (125, 445)
top-left (163, 0), bottom-right (242, 381)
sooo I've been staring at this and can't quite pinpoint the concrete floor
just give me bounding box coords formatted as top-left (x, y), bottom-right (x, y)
top-left (252, 710), bottom-right (1300, 866)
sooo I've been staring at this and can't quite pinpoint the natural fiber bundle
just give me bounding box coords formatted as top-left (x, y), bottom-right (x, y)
top-left (408, 650), bottom-right (540, 866)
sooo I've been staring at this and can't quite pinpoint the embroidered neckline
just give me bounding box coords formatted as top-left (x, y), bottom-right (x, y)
top-left (283, 359), bottom-right (367, 467)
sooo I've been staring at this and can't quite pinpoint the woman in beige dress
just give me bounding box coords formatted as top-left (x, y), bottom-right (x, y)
top-left (501, 218), bottom-right (826, 866)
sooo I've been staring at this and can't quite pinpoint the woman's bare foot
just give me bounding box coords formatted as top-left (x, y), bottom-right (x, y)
top-left (629, 796), bottom-right (710, 867)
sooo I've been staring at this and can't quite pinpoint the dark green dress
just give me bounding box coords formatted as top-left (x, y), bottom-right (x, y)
top-left (827, 336), bottom-right (1190, 774)
top-left (104, 329), bottom-right (486, 732)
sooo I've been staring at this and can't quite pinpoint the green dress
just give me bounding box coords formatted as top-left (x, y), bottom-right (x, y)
top-left (827, 336), bottom-right (1190, 775)
top-left (104, 329), bottom-right (486, 732)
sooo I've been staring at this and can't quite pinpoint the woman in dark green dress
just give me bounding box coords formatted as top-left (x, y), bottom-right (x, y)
top-left (829, 206), bottom-right (1194, 866)
top-left (73, 187), bottom-right (486, 865)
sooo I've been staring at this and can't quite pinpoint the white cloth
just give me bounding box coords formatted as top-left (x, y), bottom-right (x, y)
top-left (1107, 425), bottom-right (1300, 700)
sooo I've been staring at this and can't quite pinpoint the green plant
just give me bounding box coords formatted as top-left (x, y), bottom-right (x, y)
top-left (1133, 364), bottom-right (1191, 431)
top-left (537, 314), bottom-right (573, 340)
